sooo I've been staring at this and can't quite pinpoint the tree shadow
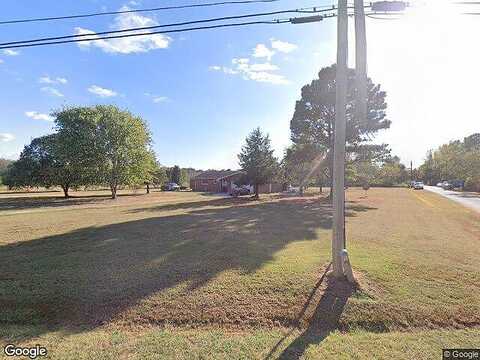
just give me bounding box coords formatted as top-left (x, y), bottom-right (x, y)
top-left (0, 193), bottom-right (144, 212)
top-left (0, 197), bottom-right (373, 342)
top-left (128, 196), bottom-right (253, 213)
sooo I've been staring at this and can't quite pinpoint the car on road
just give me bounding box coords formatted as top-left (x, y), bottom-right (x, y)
top-left (441, 181), bottom-right (454, 190)
top-left (413, 181), bottom-right (424, 190)
top-left (436, 182), bottom-right (443, 187)
top-left (163, 183), bottom-right (180, 191)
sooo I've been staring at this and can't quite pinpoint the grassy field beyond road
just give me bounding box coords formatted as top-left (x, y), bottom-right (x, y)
top-left (1, 188), bottom-right (479, 359)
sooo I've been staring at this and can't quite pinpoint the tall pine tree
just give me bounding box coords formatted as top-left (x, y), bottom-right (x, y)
top-left (238, 128), bottom-right (278, 199)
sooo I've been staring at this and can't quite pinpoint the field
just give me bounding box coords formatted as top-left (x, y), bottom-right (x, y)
top-left (1, 188), bottom-right (479, 359)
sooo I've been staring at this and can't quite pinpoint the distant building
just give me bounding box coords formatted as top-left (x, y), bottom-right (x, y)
top-left (190, 169), bottom-right (284, 194)
top-left (190, 170), bottom-right (244, 193)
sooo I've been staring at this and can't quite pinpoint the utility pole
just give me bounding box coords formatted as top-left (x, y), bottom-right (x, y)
top-left (332, 0), bottom-right (348, 278)
top-left (355, 0), bottom-right (368, 125)
top-left (410, 161), bottom-right (413, 183)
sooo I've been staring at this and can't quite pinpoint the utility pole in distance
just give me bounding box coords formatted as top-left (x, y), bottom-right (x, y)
top-left (332, 0), bottom-right (348, 278)
top-left (410, 161), bottom-right (413, 184)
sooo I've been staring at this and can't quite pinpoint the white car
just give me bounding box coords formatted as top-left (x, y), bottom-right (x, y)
top-left (413, 182), bottom-right (424, 190)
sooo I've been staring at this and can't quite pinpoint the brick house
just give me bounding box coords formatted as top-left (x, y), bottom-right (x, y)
top-left (191, 170), bottom-right (284, 194)
top-left (190, 170), bottom-right (244, 194)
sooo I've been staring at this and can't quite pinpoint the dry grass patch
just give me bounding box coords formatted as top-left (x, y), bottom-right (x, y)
top-left (1, 187), bottom-right (479, 358)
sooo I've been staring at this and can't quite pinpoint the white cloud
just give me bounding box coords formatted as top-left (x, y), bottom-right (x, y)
top-left (152, 96), bottom-right (169, 103)
top-left (75, 6), bottom-right (171, 54)
top-left (249, 63), bottom-right (279, 72)
top-left (212, 57), bottom-right (287, 85)
top-left (0, 133), bottom-right (15, 142)
top-left (88, 85), bottom-right (117, 97)
top-left (252, 44), bottom-right (275, 60)
top-left (39, 76), bottom-right (68, 85)
top-left (39, 76), bottom-right (55, 84)
top-left (41, 86), bottom-right (64, 97)
top-left (144, 92), bottom-right (169, 103)
top-left (210, 40), bottom-right (293, 85)
top-left (2, 49), bottom-right (20, 56)
top-left (270, 39), bottom-right (297, 53)
top-left (25, 111), bottom-right (54, 122)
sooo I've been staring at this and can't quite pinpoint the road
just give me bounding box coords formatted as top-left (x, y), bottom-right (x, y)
top-left (424, 186), bottom-right (480, 213)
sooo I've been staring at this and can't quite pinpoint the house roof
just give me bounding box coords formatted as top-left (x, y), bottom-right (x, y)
top-left (192, 170), bottom-right (244, 181)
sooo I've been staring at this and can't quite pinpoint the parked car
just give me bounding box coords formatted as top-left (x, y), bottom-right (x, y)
top-left (451, 180), bottom-right (465, 189)
top-left (441, 181), bottom-right (453, 190)
top-left (413, 181), bottom-right (424, 190)
top-left (230, 186), bottom-right (251, 197)
top-left (163, 182), bottom-right (180, 191)
top-left (436, 182), bottom-right (443, 187)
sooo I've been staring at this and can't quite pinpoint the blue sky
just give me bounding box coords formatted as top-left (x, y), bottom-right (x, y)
top-left (0, 0), bottom-right (478, 169)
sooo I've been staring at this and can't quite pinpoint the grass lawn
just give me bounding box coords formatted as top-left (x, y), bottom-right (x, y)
top-left (1, 188), bottom-right (479, 359)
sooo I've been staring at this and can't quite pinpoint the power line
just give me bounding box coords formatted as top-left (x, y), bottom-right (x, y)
top-left (0, 19), bottom-right (302, 50)
top-left (0, 0), bottom-right (286, 25)
top-left (0, 8), bottom-right (324, 47)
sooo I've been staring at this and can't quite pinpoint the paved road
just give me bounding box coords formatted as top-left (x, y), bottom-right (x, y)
top-left (424, 186), bottom-right (480, 212)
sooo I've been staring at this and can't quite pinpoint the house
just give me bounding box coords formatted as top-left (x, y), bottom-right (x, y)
top-left (190, 169), bottom-right (284, 194)
top-left (190, 170), bottom-right (244, 193)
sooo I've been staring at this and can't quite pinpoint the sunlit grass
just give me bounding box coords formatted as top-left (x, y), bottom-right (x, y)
top-left (1, 188), bottom-right (479, 358)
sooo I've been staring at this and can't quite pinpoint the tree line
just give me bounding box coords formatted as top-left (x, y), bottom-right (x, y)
top-left (237, 64), bottom-right (408, 198)
top-left (4, 64), bottom-right (410, 198)
top-left (418, 133), bottom-right (480, 191)
top-left (3, 105), bottom-right (195, 198)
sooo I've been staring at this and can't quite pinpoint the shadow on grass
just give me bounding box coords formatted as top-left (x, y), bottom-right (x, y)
top-left (0, 193), bottom-right (145, 212)
top-left (0, 197), bottom-right (374, 341)
top-left (264, 262), bottom-right (357, 360)
top-left (276, 275), bottom-right (357, 360)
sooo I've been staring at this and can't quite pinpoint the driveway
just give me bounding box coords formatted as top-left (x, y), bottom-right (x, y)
top-left (424, 186), bottom-right (480, 213)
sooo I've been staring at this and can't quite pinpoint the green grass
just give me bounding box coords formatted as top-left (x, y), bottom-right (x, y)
top-left (1, 188), bottom-right (479, 359)
top-left (1, 325), bottom-right (479, 360)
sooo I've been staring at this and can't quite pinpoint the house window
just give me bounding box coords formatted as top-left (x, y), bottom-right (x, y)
top-left (201, 180), bottom-right (209, 186)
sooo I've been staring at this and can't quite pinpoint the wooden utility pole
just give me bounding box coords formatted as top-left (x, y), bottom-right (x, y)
top-left (332, 0), bottom-right (348, 278)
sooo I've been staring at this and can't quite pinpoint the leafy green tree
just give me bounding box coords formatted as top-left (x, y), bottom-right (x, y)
top-left (464, 133), bottom-right (480, 150)
top-left (92, 105), bottom-right (155, 199)
top-left (0, 158), bottom-right (13, 186)
top-left (376, 156), bottom-right (409, 186)
top-left (170, 165), bottom-right (181, 185)
top-left (347, 160), bottom-right (378, 188)
top-left (53, 107), bottom-right (103, 187)
top-left (4, 134), bottom-right (83, 197)
top-left (238, 128), bottom-right (278, 199)
top-left (283, 144), bottom-right (323, 194)
top-left (418, 134), bottom-right (480, 192)
top-left (152, 163), bottom-right (168, 188)
top-left (290, 65), bottom-right (390, 197)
